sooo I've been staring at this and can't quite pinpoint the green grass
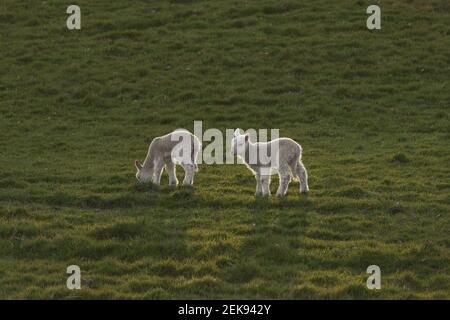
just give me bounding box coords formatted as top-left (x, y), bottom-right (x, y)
top-left (0, 0), bottom-right (449, 299)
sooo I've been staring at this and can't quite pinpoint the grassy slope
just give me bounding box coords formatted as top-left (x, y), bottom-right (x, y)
top-left (0, 0), bottom-right (449, 299)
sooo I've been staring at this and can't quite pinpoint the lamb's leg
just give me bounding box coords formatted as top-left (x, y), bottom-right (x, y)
top-left (182, 164), bottom-right (195, 186)
top-left (260, 174), bottom-right (271, 196)
top-left (152, 159), bottom-right (165, 185)
top-left (297, 160), bottom-right (309, 194)
top-left (276, 167), bottom-right (291, 197)
top-left (165, 160), bottom-right (178, 186)
top-left (255, 169), bottom-right (263, 196)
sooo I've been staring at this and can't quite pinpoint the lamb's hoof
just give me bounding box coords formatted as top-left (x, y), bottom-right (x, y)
top-left (300, 186), bottom-right (309, 194)
top-left (276, 193), bottom-right (285, 197)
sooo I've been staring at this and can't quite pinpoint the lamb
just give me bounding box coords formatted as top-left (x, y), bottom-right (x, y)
top-left (230, 129), bottom-right (309, 197)
top-left (135, 130), bottom-right (201, 186)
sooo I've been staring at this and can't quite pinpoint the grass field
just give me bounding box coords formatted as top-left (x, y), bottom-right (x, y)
top-left (0, 0), bottom-right (449, 299)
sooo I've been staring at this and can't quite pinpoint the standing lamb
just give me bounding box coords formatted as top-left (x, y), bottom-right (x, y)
top-left (135, 130), bottom-right (201, 186)
top-left (230, 129), bottom-right (309, 197)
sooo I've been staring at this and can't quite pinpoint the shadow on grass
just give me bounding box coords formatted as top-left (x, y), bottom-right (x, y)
top-left (11, 182), bottom-right (315, 211)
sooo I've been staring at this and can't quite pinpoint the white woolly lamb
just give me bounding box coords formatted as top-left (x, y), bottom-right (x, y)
top-left (135, 130), bottom-right (201, 186)
top-left (230, 129), bottom-right (309, 197)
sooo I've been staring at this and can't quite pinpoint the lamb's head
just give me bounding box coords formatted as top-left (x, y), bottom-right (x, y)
top-left (230, 128), bottom-right (249, 158)
top-left (134, 160), bottom-right (152, 183)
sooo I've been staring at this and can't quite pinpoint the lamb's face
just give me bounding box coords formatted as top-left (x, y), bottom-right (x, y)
top-left (134, 160), bottom-right (152, 183)
top-left (230, 130), bottom-right (248, 157)
top-left (135, 169), bottom-right (152, 183)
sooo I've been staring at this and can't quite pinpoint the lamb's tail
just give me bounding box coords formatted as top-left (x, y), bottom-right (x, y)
top-left (193, 137), bottom-right (201, 172)
top-left (290, 146), bottom-right (303, 182)
top-left (290, 160), bottom-right (300, 182)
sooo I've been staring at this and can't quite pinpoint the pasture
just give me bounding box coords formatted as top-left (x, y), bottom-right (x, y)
top-left (0, 0), bottom-right (449, 299)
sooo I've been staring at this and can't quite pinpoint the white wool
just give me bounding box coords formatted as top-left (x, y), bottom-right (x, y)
top-left (135, 130), bottom-right (201, 186)
top-left (231, 129), bottom-right (309, 196)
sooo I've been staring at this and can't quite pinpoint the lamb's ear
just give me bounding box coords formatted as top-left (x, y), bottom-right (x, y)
top-left (234, 128), bottom-right (241, 137)
top-left (135, 160), bottom-right (143, 170)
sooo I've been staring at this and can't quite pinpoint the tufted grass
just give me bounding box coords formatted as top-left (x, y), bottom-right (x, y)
top-left (0, 0), bottom-right (449, 299)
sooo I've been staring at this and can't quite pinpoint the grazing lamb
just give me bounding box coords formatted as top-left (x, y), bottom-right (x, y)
top-left (135, 130), bottom-right (201, 186)
top-left (230, 129), bottom-right (309, 197)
